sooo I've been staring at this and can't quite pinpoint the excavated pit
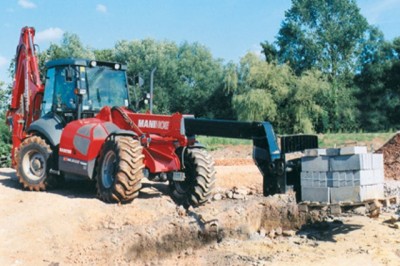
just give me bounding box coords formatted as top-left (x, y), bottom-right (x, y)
top-left (122, 191), bottom-right (305, 263)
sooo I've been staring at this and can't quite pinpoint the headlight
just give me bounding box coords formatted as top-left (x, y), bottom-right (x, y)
top-left (90, 60), bottom-right (97, 67)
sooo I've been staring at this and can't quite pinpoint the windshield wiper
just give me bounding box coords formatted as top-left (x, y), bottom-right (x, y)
top-left (96, 87), bottom-right (101, 104)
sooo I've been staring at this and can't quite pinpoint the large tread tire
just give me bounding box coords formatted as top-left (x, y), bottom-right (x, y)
top-left (16, 136), bottom-right (59, 191)
top-left (170, 148), bottom-right (216, 208)
top-left (96, 136), bottom-right (144, 203)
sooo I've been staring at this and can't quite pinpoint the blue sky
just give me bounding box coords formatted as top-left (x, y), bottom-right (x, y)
top-left (1, 0), bottom-right (400, 83)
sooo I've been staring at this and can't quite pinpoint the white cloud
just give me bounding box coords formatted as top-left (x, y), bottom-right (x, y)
top-left (0, 56), bottom-right (8, 68)
top-left (35, 27), bottom-right (64, 43)
top-left (18, 0), bottom-right (37, 9)
top-left (96, 4), bottom-right (107, 13)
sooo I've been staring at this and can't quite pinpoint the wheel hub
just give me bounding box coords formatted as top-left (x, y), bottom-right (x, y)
top-left (102, 150), bottom-right (116, 189)
top-left (31, 158), bottom-right (42, 172)
top-left (22, 151), bottom-right (46, 181)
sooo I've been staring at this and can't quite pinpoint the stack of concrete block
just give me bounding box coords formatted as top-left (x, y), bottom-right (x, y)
top-left (301, 146), bottom-right (384, 203)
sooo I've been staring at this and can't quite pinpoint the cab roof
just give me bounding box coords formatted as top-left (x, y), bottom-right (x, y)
top-left (45, 58), bottom-right (127, 70)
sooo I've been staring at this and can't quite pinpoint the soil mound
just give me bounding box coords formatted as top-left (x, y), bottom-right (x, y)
top-left (376, 133), bottom-right (400, 180)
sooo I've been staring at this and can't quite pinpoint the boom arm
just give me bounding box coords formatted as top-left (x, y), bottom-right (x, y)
top-left (7, 26), bottom-right (44, 166)
top-left (184, 118), bottom-right (318, 196)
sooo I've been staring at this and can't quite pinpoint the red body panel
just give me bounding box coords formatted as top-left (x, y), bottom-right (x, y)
top-left (59, 118), bottom-right (116, 162)
top-left (59, 107), bottom-right (188, 176)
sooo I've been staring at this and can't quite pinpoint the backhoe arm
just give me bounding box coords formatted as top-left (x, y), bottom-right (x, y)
top-left (7, 26), bottom-right (44, 166)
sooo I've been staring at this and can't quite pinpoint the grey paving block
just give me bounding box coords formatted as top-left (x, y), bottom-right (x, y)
top-left (332, 171), bottom-right (354, 187)
top-left (340, 146), bottom-right (368, 155)
top-left (360, 183), bottom-right (384, 201)
top-left (331, 170), bottom-right (385, 187)
top-left (330, 183), bottom-right (384, 203)
top-left (304, 149), bottom-right (327, 157)
top-left (372, 154), bottom-right (384, 170)
top-left (301, 179), bottom-right (313, 187)
top-left (301, 171), bottom-right (331, 187)
top-left (331, 186), bottom-right (360, 203)
top-left (327, 178), bottom-right (333, 187)
top-left (326, 148), bottom-right (340, 156)
top-left (301, 156), bottom-right (330, 172)
top-left (355, 170), bottom-right (384, 185)
top-left (303, 148), bottom-right (340, 157)
top-left (300, 172), bottom-right (313, 187)
top-left (301, 187), bottom-right (330, 203)
top-left (330, 154), bottom-right (373, 171)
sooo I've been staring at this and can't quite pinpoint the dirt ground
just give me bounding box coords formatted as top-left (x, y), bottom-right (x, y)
top-left (0, 145), bottom-right (400, 265)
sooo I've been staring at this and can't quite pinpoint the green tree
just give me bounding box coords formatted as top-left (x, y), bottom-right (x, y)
top-left (260, 41), bottom-right (278, 64)
top-left (94, 49), bottom-right (115, 61)
top-left (48, 32), bottom-right (94, 60)
top-left (38, 32), bottom-right (95, 80)
top-left (232, 52), bottom-right (331, 133)
top-left (233, 53), bottom-right (291, 125)
top-left (288, 70), bottom-right (330, 133)
top-left (355, 33), bottom-right (400, 131)
top-left (35, 34), bottom-right (229, 118)
top-left (0, 81), bottom-right (11, 113)
top-left (172, 42), bottom-right (224, 117)
top-left (0, 81), bottom-right (11, 165)
top-left (277, 0), bottom-right (368, 78)
top-left (114, 39), bottom-right (226, 117)
top-left (113, 38), bottom-right (181, 113)
top-left (268, 0), bottom-right (368, 132)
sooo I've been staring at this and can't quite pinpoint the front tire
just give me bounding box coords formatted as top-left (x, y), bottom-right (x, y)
top-left (96, 136), bottom-right (144, 203)
top-left (16, 136), bottom-right (56, 191)
top-left (170, 148), bottom-right (216, 207)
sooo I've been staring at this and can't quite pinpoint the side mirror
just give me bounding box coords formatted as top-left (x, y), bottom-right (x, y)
top-left (129, 75), bottom-right (144, 87)
top-left (65, 66), bottom-right (73, 82)
top-left (137, 76), bottom-right (144, 87)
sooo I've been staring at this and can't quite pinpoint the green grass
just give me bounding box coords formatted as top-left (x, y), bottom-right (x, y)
top-left (317, 132), bottom-right (394, 150)
top-left (196, 136), bottom-right (251, 150)
top-left (196, 132), bottom-right (396, 151)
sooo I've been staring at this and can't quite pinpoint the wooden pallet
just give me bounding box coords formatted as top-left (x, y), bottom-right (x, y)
top-left (364, 195), bottom-right (399, 207)
top-left (298, 195), bottom-right (399, 215)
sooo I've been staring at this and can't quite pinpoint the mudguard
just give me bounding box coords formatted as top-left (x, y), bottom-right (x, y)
top-left (28, 113), bottom-right (65, 147)
top-left (58, 118), bottom-right (121, 178)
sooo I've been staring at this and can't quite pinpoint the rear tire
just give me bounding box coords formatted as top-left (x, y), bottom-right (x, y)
top-left (96, 136), bottom-right (144, 203)
top-left (169, 148), bottom-right (216, 207)
top-left (16, 136), bottom-right (58, 191)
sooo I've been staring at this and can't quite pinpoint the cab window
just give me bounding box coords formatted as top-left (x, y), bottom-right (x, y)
top-left (42, 68), bottom-right (55, 116)
top-left (54, 67), bottom-right (77, 111)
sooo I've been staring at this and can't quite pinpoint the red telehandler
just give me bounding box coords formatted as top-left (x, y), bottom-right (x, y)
top-left (6, 27), bottom-right (317, 206)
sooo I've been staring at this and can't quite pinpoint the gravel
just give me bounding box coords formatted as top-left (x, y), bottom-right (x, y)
top-left (384, 181), bottom-right (400, 197)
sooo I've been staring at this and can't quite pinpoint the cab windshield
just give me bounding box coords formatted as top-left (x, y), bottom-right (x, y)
top-left (84, 67), bottom-right (129, 111)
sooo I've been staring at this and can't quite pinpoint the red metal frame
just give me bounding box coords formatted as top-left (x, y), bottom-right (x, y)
top-left (59, 107), bottom-right (188, 174)
top-left (7, 27), bottom-right (43, 166)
